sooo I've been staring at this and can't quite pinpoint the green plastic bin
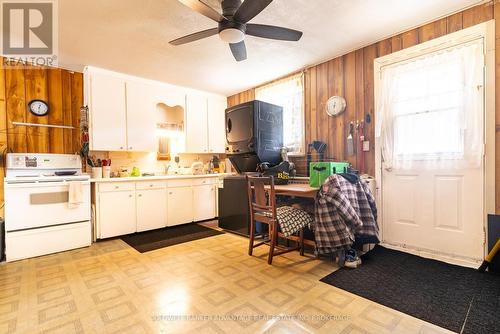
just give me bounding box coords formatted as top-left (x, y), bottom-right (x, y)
top-left (309, 162), bottom-right (350, 188)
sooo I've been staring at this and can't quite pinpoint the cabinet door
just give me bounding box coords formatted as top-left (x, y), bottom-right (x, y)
top-left (99, 191), bottom-right (136, 238)
top-left (136, 188), bottom-right (167, 232)
top-left (207, 96), bottom-right (227, 153)
top-left (90, 72), bottom-right (127, 151)
top-left (126, 81), bottom-right (157, 152)
top-left (167, 187), bottom-right (193, 226)
top-left (155, 85), bottom-right (186, 109)
top-left (185, 94), bottom-right (208, 153)
top-left (193, 184), bottom-right (216, 222)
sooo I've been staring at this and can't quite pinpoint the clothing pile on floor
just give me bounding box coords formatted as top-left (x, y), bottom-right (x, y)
top-left (273, 173), bottom-right (379, 269)
top-left (314, 173), bottom-right (379, 268)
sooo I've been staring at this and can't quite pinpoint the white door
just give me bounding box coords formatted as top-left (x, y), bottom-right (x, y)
top-left (89, 72), bottom-right (127, 151)
top-left (99, 191), bottom-right (136, 238)
top-left (193, 185), bottom-right (216, 221)
top-left (185, 94), bottom-right (208, 153)
top-left (207, 96), bottom-right (227, 153)
top-left (378, 41), bottom-right (485, 262)
top-left (136, 188), bottom-right (168, 232)
top-left (167, 187), bottom-right (193, 226)
top-left (126, 81), bottom-right (157, 152)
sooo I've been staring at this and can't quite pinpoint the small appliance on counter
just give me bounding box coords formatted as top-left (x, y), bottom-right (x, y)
top-left (191, 161), bottom-right (204, 175)
top-left (4, 153), bottom-right (91, 262)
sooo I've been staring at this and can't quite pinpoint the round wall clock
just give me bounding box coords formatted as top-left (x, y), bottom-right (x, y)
top-left (28, 100), bottom-right (49, 116)
top-left (326, 96), bottom-right (346, 117)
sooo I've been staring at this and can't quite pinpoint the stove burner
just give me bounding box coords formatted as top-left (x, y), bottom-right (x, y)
top-left (54, 171), bottom-right (77, 176)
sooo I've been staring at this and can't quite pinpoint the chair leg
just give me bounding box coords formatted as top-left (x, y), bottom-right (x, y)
top-left (268, 222), bottom-right (277, 265)
top-left (299, 229), bottom-right (305, 256)
top-left (248, 219), bottom-right (255, 256)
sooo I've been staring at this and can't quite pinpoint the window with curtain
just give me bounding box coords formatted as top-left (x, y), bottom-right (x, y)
top-left (376, 41), bottom-right (484, 170)
top-left (255, 73), bottom-right (305, 155)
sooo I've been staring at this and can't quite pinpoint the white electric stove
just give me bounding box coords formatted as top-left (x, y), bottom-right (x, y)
top-left (4, 153), bottom-right (91, 262)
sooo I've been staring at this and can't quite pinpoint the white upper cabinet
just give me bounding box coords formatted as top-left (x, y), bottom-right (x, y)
top-left (88, 71), bottom-right (127, 151)
top-left (155, 85), bottom-right (186, 109)
top-left (185, 94), bottom-right (227, 154)
top-left (86, 67), bottom-right (226, 154)
top-left (207, 96), bottom-right (227, 153)
top-left (126, 81), bottom-right (157, 152)
top-left (185, 94), bottom-right (209, 153)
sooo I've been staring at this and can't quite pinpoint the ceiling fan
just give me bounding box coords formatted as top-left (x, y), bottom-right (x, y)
top-left (169, 0), bottom-right (303, 61)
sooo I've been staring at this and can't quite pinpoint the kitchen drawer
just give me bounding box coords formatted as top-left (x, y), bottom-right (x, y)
top-left (192, 178), bottom-right (216, 186)
top-left (136, 181), bottom-right (167, 190)
top-left (99, 182), bottom-right (135, 192)
top-left (167, 179), bottom-right (193, 188)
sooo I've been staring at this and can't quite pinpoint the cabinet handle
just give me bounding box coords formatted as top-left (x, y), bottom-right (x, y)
top-left (138, 194), bottom-right (142, 197)
top-left (120, 147), bottom-right (124, 150)
top-left (150, 184), bottom-right (153, 187)
top-left (129, 147), bottom-right (133, 150)
top-left (115, 186), bottom-right (119, 189)
top-left (169, 192), bottom-right (173, 195)
top-left (129, 194), bottom-right (133, 198)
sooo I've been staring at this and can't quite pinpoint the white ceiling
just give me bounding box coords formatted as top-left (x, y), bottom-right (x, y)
top-left (59, 0), bottom-right (483, 96)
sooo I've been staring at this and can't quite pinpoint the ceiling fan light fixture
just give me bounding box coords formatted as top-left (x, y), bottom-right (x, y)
top-left (219, 28), bottom-right (245, 44)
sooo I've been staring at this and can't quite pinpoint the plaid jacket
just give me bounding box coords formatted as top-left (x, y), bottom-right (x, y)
top-left (313, 174), bottom-right (379, 255)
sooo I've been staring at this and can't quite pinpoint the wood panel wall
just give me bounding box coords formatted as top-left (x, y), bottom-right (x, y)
top-left (228, 1), bottom-right (500, 211)
top-left (0, 60), bottom-right (83, 216)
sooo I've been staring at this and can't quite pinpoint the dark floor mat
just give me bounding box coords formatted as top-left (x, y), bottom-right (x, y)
top-left (121, 223), bottom-right (224, 253)
top-left (320, 246), bottom-right (500, 333)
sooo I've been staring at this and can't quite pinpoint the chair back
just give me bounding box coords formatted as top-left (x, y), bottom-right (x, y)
top-left (246, 176), bottom-right (277, 224)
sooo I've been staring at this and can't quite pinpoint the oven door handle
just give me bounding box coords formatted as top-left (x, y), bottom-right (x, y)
top-left (5, 180), bottom-right (90, 188)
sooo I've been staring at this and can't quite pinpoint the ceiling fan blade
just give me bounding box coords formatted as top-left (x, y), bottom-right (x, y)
top-left (233, 0), bottom-right (273, 23)
top-left (246, 24), bottom-right (303, 41)
top-left (229, 41), bottom-right (247, 61)
top-left (178, 0), bottom-right (226, 22)
top-left (169, 27), bottom-right (219, 45)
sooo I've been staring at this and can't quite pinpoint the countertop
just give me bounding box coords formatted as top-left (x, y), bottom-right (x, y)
top-left (89, 173), bottom-right (233, 183)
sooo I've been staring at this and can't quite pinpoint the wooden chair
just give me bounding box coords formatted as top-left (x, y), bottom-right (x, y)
top-left (246, 176), bottom-right (306, 264)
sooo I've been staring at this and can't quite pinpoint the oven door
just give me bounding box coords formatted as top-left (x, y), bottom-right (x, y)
top-left (4, 180), bottom-right (90, 232)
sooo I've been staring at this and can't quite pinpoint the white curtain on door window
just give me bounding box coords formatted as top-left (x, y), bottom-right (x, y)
top-left (376, 41), bottom-right (484, 170)
top-left (255, 73), bottom-right (305, 155)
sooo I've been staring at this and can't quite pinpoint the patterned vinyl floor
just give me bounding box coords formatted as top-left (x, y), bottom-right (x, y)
top-left (0, 223), bottom-right (454, 334)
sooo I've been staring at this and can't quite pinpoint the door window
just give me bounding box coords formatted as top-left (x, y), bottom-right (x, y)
top-left (377, 41), bottom-right (484, 169)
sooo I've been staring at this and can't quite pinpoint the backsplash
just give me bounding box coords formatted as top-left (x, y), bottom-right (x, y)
top-left (88, 151), bottom-right (230, 175)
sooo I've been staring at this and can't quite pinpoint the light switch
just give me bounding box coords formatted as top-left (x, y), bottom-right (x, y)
top-left (363, 141), bottom-right (370, 152)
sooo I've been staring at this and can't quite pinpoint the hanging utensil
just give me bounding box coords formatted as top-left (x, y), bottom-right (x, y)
top-left (347, 121), bottom-right (354, 156)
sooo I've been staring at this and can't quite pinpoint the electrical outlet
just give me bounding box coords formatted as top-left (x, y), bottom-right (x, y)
top-left (363, 141), bottom-right (370, 152)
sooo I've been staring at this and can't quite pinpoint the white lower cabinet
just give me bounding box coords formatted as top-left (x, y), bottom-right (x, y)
top-left (96, 178), bottom-right (218, 238)
top-left (167, 187), bottom-right (194, 227)
top-left (99, 190), bottom-right (136, 238)
top-left (136, 188), bottom-right (168, 232)
top-left (193, 184), bottom-right (216, 221)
